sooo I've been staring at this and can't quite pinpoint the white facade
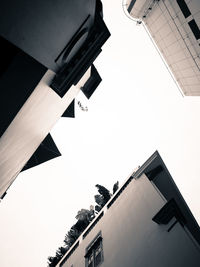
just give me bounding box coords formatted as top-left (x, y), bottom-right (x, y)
top-left (0, 69), bottom-right (91, 198)
top-left (126, 0), bottom-right (200, 96)
top-left (55, 152), bottom-right (200, 267)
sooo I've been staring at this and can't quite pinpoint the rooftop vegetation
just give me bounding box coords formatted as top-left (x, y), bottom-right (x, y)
top-left (48, 182), bottom-right (119, 267)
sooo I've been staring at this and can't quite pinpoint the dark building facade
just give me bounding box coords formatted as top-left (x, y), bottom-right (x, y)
top-left (0, 0), bottom-right (110, 198)
top-left (55, 151), bottom-right (200, 267)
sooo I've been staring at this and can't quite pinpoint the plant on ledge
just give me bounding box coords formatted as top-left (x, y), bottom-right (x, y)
top-left (47, 182), bottom-right (118, 266)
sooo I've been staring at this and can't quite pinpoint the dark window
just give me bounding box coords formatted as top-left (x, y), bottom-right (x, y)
top-left (176, 0), bottom-right (191, 18)
top-left (188, 19), bottom-right (200, 40)
top-left (95, 244), bottom-right (102, 265)
top-left (85, 234), bottom-right (103, 267)
top-left (88, 253), bottom-right (94, 267)
top-left (128, 0), bottom-right (136, 13)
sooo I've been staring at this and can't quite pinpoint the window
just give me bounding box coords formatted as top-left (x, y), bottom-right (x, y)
top-left (188, 19), bottom-right (200, 40)
top-left (128, 0), bottom-right (136, 13)
top-left (85, 234), bottom-right (103, 267)
top-left (176, 0), bottom-right (191, 18)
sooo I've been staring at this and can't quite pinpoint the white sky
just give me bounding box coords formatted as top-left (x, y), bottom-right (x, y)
top-left (0, 1), bottom-right (200, 266)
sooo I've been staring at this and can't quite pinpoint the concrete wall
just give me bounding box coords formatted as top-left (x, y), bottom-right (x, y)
top-left (127, 0), bottom-right (200, 96)
top-left (0, 69), bottom-right (91, 198)
top-left (60, 174), bottom-right (200, 267)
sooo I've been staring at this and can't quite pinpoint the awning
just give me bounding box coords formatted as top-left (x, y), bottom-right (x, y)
top-left (21, 134), bottom-right (61, 171)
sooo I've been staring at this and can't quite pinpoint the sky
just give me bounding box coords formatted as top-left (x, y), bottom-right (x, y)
top-left (1, 0), bottom-right (200, 266)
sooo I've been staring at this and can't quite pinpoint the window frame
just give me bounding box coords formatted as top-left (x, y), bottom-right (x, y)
top-left (85, 232), bottom-right (104, 267)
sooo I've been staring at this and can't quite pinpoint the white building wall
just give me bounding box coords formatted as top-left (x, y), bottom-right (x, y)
top-left (126, 0), bottom-right (200, 96)
top-left (0, 68), bottom-right (91, 198)
top-left (59, 174), bottom-right (200, 267)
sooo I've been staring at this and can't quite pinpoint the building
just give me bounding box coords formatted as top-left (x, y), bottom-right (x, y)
top-left (55, 151), bottom-right (200, 267)
top-left (126, 0), bottom-right (200, 96)
top-left (0, 0), bottom-right (110, 199)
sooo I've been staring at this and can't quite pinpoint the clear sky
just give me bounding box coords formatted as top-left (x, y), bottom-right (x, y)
top-left (0, 1), bottom-right (200, 266)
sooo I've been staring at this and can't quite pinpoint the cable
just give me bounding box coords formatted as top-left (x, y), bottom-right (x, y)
top-left (77, 100), bottom-right (88, 112)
